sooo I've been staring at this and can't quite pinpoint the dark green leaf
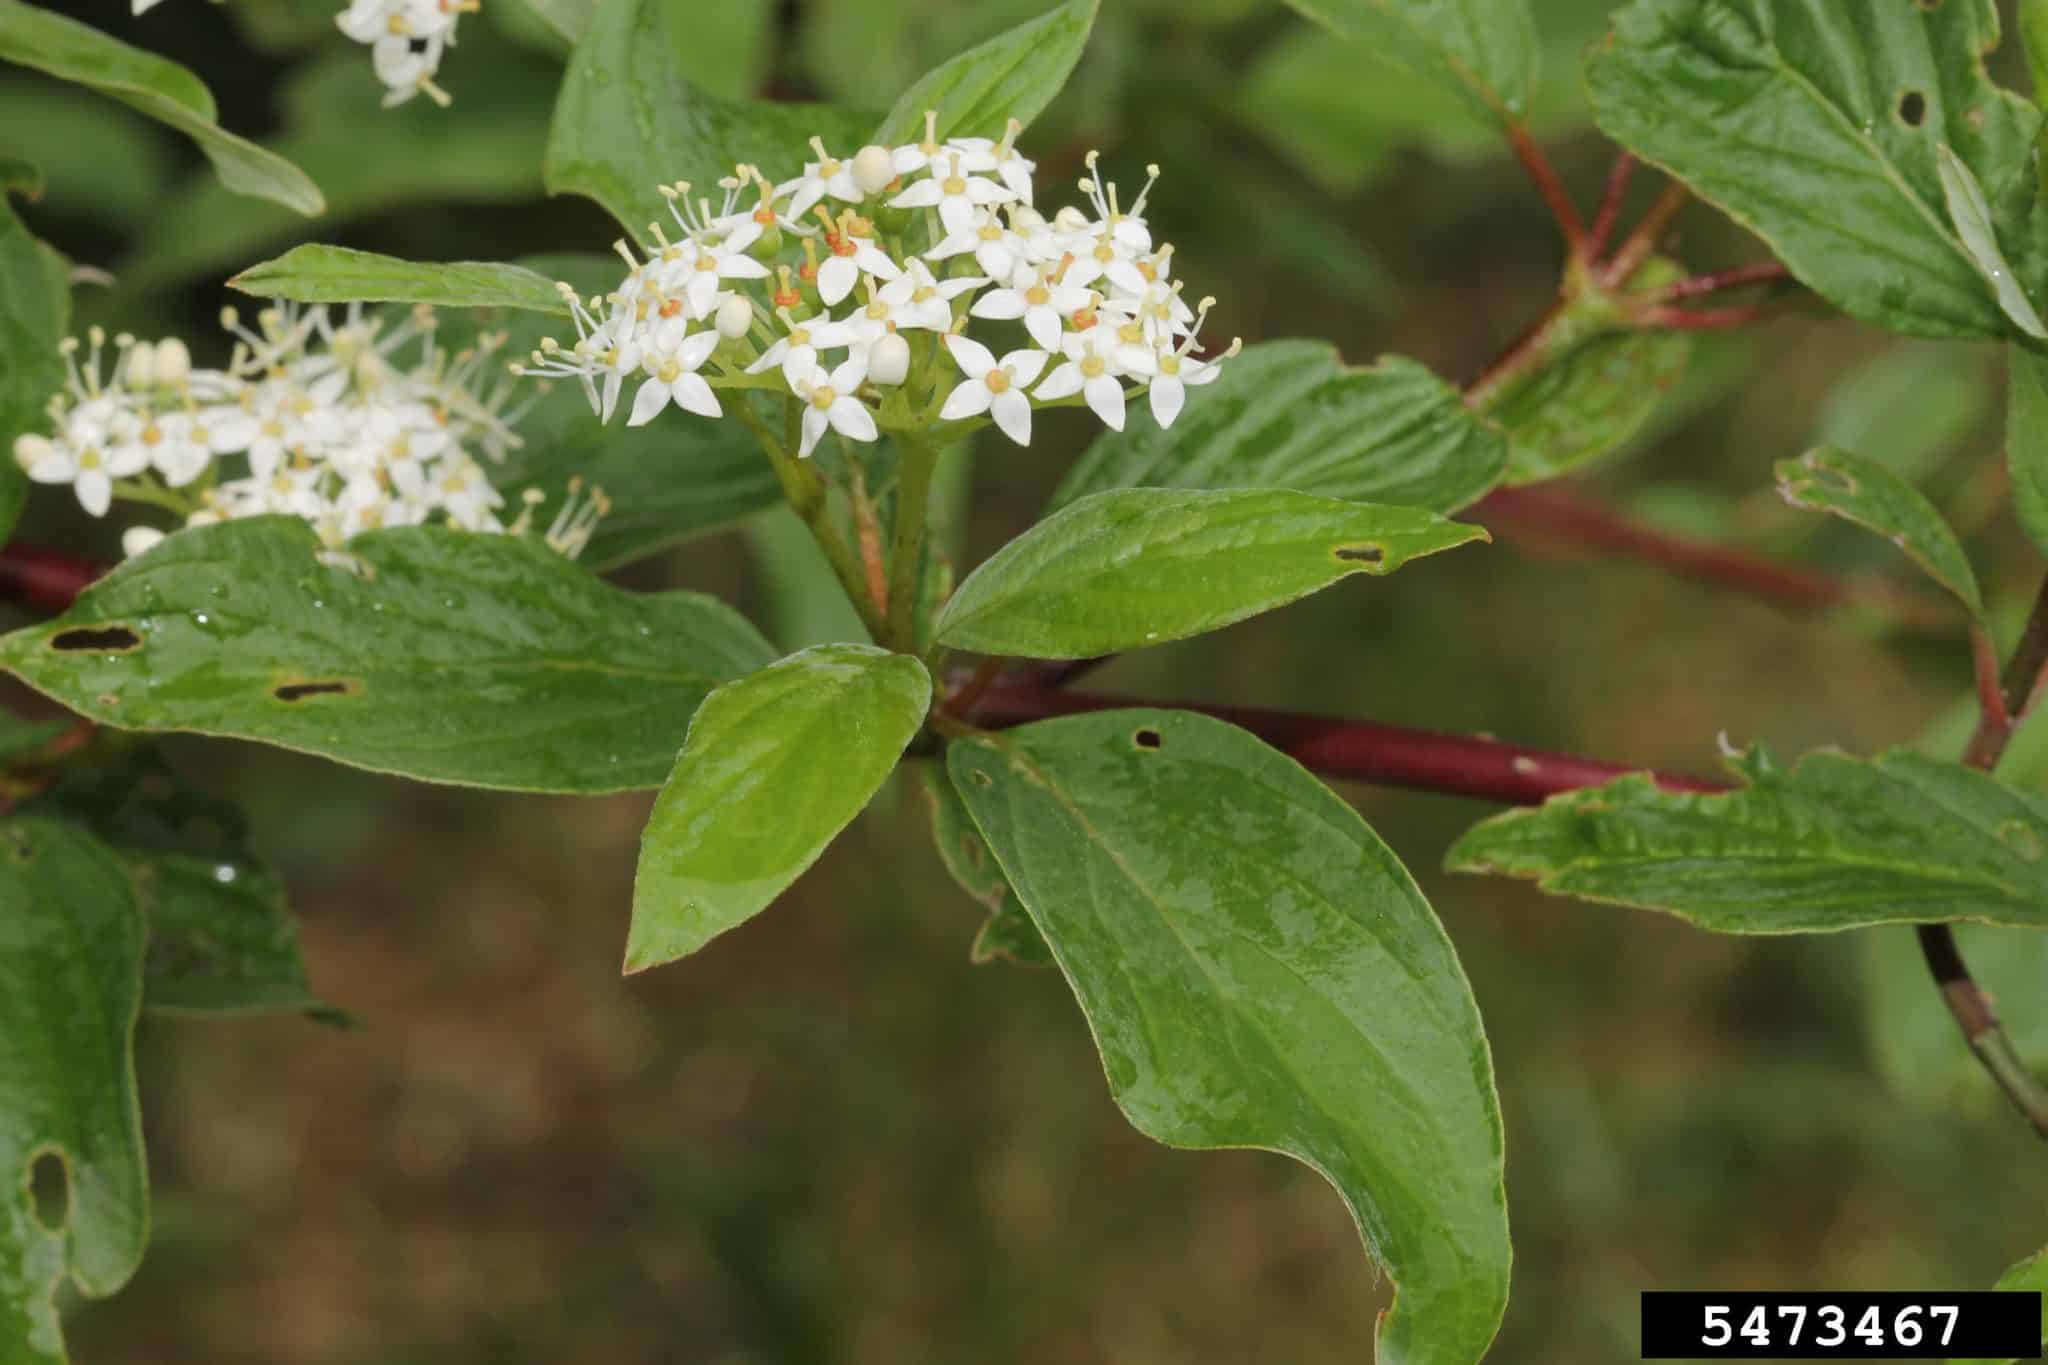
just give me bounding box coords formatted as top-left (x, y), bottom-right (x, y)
top-left (230, 246), bottom-right (571, 315)
top-left (1494, 261), bottom-right (1694, 485)
top-left (871, 0), bottom-right (1098, 146)
top-left (2008, 345), bottom-right (2048, 561)
top-left (0, 84), bottom-right (174, 222)
top-left (938, 487), bottom-right (1488, 659)
top-left (1448, 745), bottom-right (2048, 933)
top-left (522, 0), bottom-right (596, 45)
top-left (915, 761), bottom-right (1052, 966)
top-left (544, 0), bottom-right (870, 238)
top-left (1773, 447), bottom-right (1982, 618)
top-left (0, 818), bottom-right (148, 1365)
top-left (0, 183), bottom-right (65, 546)
top-left (628, 644), bottom-right (930, 970)
top-left (949, 709), bottom-right (1509, 1365)
top-left (0, 0), bottom-right (320, 214)
top-left (1280, 0), bottom-right (1538, 123)
top-left (1052, 342), bottom-right (1509, 515)
top-left (0, 518), bottom-right (779, 793)
top-left (1587, 0), bottom-right (2046, 339)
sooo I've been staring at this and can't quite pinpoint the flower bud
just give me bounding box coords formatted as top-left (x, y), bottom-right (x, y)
top-left (852, 144), bottom-right (897, 197)
top-left (126, 340), bottom-right (157, 387)
top-left (122, 526), bottom-right (166, 559)
top-left (13, 433), bottom-right (50, 472)
top-left (868, 332), bottom-right (911, 386)
top-left (715, 294), bottom-right (754, 339)
top-left (154, 337), bottom-right (192, 384)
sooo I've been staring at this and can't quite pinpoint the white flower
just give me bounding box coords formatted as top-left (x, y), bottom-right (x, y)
top-left (946, 119), bottom-right (1035, 203)
top-left (746, 309), bottom-right (857, 388)
top-left (792, 354), bottom-right (876, 457)
top-left (628, 329), bottom-right (723, 426)
top-left (926, 205), bottom-right (1032, 281)
top-left (18, 431), bottom-right (145, 518)
top-left (970, 261), bottom-right (1091, 352)
top-left (939, 335), bottom-right (1047, 447)
top-left (816, 218), bottom-right (902, 306)
top-left (429, 454), bottom-right (505, 530)
top-left (1076, 152), bottom-right (1159, 255)
top-left (889, 111), bottom-right (951, 178)
top-left (1035, 324), bottom-right (1128, 431)
top-left (889, 151), bottom-right (1015, 235)
top-left (778, 137), bottom-right (864, 221)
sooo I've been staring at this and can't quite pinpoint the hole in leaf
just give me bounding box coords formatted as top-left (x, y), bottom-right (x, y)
top-left (1898, 90), bottom-right (1927, 127)
top-left (968, 770), bottom-right (993, 789)
top-left (272, 679), bottom-right (357, 702)
top-left (1133, 728), bottom-right (1164, 750)
top-left (50, 625), bottom-right (141, 653)
top-left (1333, 543), bottom-right (1385, 565)
top-left (28, 1152), bottom-right (68, 1232)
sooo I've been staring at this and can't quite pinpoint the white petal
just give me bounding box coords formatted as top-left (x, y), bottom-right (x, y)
top-left (746, 339), bottom-right (788, 375)
top-left (26, 452), bottom-right (75, 485)
top-left (940, 382), bottom-right (992, 422)
top-left (1004, 349), bottom-right (1050, 387)
top-left (973, 242), bottom-right (1016, 280)
top-left (990, 390), bottom-right (1032, 446)
top-left (1084, 373), bottom-right (1125, 430)
top-left (970, 291), bottom-right (1026, 321)
top-left (601, 368), bottom-right (624, 423)
top-left (943, 333), bottom-right (997, 377)
top-left (670, 374), bottom-right (723, 419)
top-left (830, 353), bottom-right (869, 390)
top-left (626, 377), bottom-right (672, 427)
top-left (799, 405), bottom-right (829, 457)
top-left (889, 181), bottom-right (945, 210)
top-left (1023, 306), bottom-right (1063, 352)
top-left (1033, 364), bottom-right (1082, 402)
top-left (818, 256), bottom-right (857, 306)
top-left (76, 470), bottom-right (112, 518)
top-left (829, 397), bottom-right (877, 444)
top-left (938, 197), bottom-right (976, 237)
top-left (718, 254), bottom-right (770, 279)
top-left (676, 329), bottom-right (721, 369)
top-left (1149, 375), bottom-right (1186, 429)
top-left (855, 245), bottom-right (901, 280)
top-left (966, 179), bottom-right (1014, 205)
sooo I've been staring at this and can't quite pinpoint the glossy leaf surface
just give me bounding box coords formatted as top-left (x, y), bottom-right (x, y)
top-left (1449, 746), bottom-right (2048, 932)
top-left (1773, 447), bottom-right (1982, 619)
top-left (1587, 0), bottom-right (2046, 339)
top-left (230, 246), bottom-right (570, 315)
top-left (628, 645), bottom-right (930, 971)
top-left (872, 0), bottom-right (1098, 145)
top-left (938, 487), bottom-right (1487, 659)
top-left (0, 518), bottom-right (778, 793)
top-left (949, 709), bottom-right (1508, 1365)
top-left (1052, 342), bottom-right (1507, 515)
top-left (0, 819), bottom-right (148, 1365)
top-left (0, 0), bottom-right (320, 214)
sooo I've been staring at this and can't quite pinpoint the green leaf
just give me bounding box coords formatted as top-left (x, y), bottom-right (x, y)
top-left (0, 818), bottom-right (148, 1365)
top-left (229, 246), bottom-right (571, 316)
top-left (1494, 261), bottom-right (1694, 485)
top-left (544, 0), bottom-right (871, 238)
top-left (948, 709), bottom-right (1509, 1365)
top-left (1587, 0), bottom-right (2047, 340)
top-left (523, 0), bottom-right (596, 45)
top-left (1280, 0), bottom-right (1539, 123)
top-left (627, 644), bottom-right (930, 971)
top-left (937, 487), bottom-right (1488, 659)
top-left (0, 518), bottom-right (779, 793)
top-left (1051, 342), bottom-right (1509, 515)
top-left (2008, 345), bottom-right (2048, 562)
top-left (0, 183), bottom-right (65, 546)
top-left (0, 0), bottom-right (321, 214)
top-left (1815, 342), bottom-right (1993, 484)
top-left (871, 0), bottom-right (1098, 146)
top-left (915, 761), bottom-right (1052, 967)
top-left (1936, 143), bottom-right (2048, 340)
top-left (0, 83), bottom-right (175, 222)
top-left (1949, 1244), bottom-right (2048, 1364)
top-left (1447, 745), bottom-right (2048, 933)
top-left (1772, 447), bottom-right (1982, 619)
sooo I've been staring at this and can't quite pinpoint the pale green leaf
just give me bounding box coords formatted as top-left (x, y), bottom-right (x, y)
top-left (1950, 1244), bottom-right (2048, 1365)
top-left (0, 0), bottom-right (320, 214)
top-left (1815, 342), bottom-right (1992, 484)
top-left (0, 818), bottom-right (148, 1365)
top-left (1448, 745), bottom-right (2048, 933)
top-left (627, 644), bottom-right (930, 970)
top-left (230, 246), bottom-right (571, 315)
top-left (1280, 0), bottom-right (1539, 122)
top-left (1587, 0), bottom-right (2047, 339)
top-left (0, 518), bottom-right (779, 793)
top-left (938, 487), bottom-right (1488, 659)
top-left (1051, 342), bottom-right (1508, 515)
top-left (872, 0), bottom-right (1099, 146)
top-left (949, 710), bottom-right (1508, 1365)
top-left (2008, 345), bottom-right (2048, 561)
top-left (544, 0), bottom-right (870, 238)
top-left (1937, 143), bottom-right (2048, 340)
top-left (1773, 446), bottom-right (1982, 618)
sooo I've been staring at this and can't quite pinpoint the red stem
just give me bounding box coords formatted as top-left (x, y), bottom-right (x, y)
top-left (0, 544), bottom-right (104, 615)
top-left (1474, 486), bottom-right (1954, 630)
top-left (1506, 121), bottom-right (1586, 255)
top-left (1583, 153), bottom-right (1636, 263)
top-left (964, 684), bottom-right (1726, 805)
top-left (1633, 303), bottom-right (1779, 331)
top-left (1646, 261), bottom-right (1791, 303)
top-left (1600, 183), bottom-right (1689, 288)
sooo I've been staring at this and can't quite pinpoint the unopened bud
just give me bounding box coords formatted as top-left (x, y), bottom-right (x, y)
top-left (715, 294), bottom-right (754, 339)
top-left (122, 526), bottom-right (166, 559)
top-left (868, 332), bottom-right (911, 386)
top-left (852, 144), bottom-right (896, 197)
top-left (126, 340), bottom-right (157, 387)
top-left (14, 433), bottom-right (50, 472)
top-left (154, 337), bottom-right (191, 384)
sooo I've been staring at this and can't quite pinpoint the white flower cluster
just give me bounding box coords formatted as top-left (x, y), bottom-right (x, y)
top-left (335, 0), bottom-right (476, 107)
top-left (12, 307), bottom-right (599, 559)
top-left (522, 115), bottom-right (1236, 457)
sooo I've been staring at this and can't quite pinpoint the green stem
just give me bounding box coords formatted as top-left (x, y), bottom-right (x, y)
top-left (731, 400), bottom-right (890, 643)
top-left (885, 431), bottom-right (942, 653)
top-left (112, 478), bottom-right (198, 518)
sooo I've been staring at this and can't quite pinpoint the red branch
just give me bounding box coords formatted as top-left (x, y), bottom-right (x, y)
top-left (0, 544), bottom-right (104, 615)
top-left (1646, 261), bottom-right (1792, 304)
top-left (1583, 153), bottom-right (1636, 263)
top-left (1506, 120), bottom-right (1586, 255)
top-left (965, 684), bottom-right (1727, 806)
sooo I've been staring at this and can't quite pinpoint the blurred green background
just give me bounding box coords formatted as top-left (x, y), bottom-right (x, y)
top-left (8, 0), bottom-right (2048, 1360)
